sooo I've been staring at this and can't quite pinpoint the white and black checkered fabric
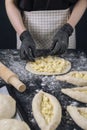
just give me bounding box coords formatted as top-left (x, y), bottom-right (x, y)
top-left (17, 9), bottom-right (76, 49)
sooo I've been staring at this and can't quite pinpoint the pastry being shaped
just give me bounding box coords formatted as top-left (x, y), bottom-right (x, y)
top-left (0, 119), bottom-right (30, 130)
top-left (0, 94), bottom-right (16, 119)
top-left (67, 106), bottom-right (87, 130)
top-left (61, 86), bottom-right (87, 103)
top-left (56, 71), bottom-right (87, 86)
top-left (32, 90), bottom-right (62, 130)
top-left (26, 56), bottom-right (71, 75)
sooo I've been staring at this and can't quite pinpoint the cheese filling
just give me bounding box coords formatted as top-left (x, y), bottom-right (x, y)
top-left (30, 56), bottom-right (69, 73)
top-left (78, 90), bottom-right (87, 94)
top-left (73, 89), bottom-right (87, 94)
top-left (71, 72), bottom-right (87, 80)
top-left (78, 110), bottom-right (87, 119)
top-left (40, 94), bottom-right (53, 124)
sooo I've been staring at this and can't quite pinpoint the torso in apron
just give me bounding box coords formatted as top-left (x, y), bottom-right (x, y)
top-left (17, 9), bottom-right (76, 49)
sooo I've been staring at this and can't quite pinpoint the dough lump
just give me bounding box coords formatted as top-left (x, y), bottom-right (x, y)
top-left (0, 94), bottom-right (16, 119)
top-left (0, 119), bottom-right (30, 130)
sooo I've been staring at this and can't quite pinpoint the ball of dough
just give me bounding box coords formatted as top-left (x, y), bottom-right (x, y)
top-left (0, 119), bottom-right (30, 130)
top-left (0, 94), bottom-right (16, 119)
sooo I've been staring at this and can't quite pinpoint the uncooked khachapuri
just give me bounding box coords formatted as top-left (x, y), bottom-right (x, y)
top-left (0, 94), bottom-right (16, 119)
top-left (0, 119), bottom-right (30, 130)
top-left (67, 106), bottom-right (87, 130)
top-left (32, 90), bottom-right (62, 130)
top-left (61, 86), bottom-right (87, 103)
top-left (26, 56), bottom-right (71, 75)
top-left (56, 71), bottom-right (87, 86)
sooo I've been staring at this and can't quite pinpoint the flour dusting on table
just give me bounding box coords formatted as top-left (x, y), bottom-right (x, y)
top-left (0, 49), bottom-right (87, 130)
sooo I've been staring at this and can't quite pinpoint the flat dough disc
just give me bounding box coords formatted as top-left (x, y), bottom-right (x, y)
top-left (61, 86), bottom-right (87, 103)
top-left (56, 71), bottom-right (87, 86)
top-left (0, 94), bottom-right (16, 119)
top-left (26, 56), bottom-right (71, 75)
top-left (67, 106), bottom-right (87, 130)
top-left (32, 90), bottom-right (62, 130)
top-left (0, 119), bottom-right (30, 130)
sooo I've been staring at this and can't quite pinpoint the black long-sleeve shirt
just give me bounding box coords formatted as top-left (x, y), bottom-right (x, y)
top-left (18, 0), bottom-right (78, 11)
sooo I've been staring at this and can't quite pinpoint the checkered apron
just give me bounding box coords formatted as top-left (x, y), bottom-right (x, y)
top-left (17, 9), bottom-right (76, 49)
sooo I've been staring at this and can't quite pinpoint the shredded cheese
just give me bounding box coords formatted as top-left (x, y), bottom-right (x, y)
top-left (71, 72), bottom-right (87, 80)
top-left (30, 56), bottom-right (70, 73)
top-left (40, 94), bottom-right (53, 124)
top-left (79, 110), bottom-right (87, 119)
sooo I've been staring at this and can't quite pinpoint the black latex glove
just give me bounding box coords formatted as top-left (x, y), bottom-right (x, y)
top-left (20, 30), bottom-right (36, 61)
top-left (35, 49), bottom-right (51, 57)
top-left (50, 23), bottom-right (73, 55)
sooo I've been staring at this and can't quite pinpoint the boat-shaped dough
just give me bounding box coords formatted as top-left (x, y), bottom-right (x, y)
top-left (0, 119), bottom-right (30, 130)
top-left (61, 86), bottom-right (87, 103)
top-left (26, 56), bottom-right (71, 75)
top-left (0, 94), bottom-right (16, 119)
top-left (56, 71), bottom-right (87, 86)
top-left (67, 106), bottom-right (87, 130)
top-left (32, 90), bottom-right (62, 130)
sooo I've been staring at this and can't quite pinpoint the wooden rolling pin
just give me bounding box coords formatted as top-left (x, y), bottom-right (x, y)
top-left (0, 62), bottom-right (26, 92)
